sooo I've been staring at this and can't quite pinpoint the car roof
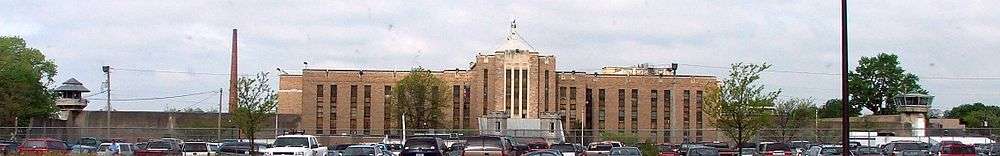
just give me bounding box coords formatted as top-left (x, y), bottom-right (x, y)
top-left (278, 135), bottom-right (315, 138)
top-left (348, 145), bottom-right (377, 148)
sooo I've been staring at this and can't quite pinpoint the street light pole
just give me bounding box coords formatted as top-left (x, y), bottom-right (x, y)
top-left (103, 66), bottom-right (112, 139)
top-left (218, 88), bottom-right (223, 141)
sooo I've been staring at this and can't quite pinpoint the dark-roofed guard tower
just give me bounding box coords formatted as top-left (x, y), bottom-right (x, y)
top-left (54, 78), bottom-right (91, 120)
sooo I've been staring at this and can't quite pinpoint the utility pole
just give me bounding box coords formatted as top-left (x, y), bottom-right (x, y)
top-left (103, 65), bottom-right (112, 139)
top-left (840, 0), bottom-right (851, 153)
top-left (218, 88), bottom-right (223, 141)
top-left (402, 114), bottom-right (407, 142)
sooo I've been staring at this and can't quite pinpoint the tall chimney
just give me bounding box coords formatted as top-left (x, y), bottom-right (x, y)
top-left (229, 29), bottom-right (238, 112)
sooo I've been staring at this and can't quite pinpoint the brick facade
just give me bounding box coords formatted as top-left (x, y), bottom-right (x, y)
top-left (277, 24), bottom-right (719, 143)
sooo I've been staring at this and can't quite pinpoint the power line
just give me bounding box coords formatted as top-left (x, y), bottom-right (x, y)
top-left (672, 63), bottom-right (1000, 80)
top-left (89, 90), bottom-right (217, 101)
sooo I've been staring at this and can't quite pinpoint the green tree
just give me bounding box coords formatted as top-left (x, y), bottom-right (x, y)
top-left (817, 99), bottom-right (862, 118)
top-left (945, 103), bottom-right (1000, 127)
top-left (232, 72), bottom-right (278, 153)
top-left (392, 68), bottom-right (449, 129)
top-left (770, 98), bottom-right (818, 141)
top-left (0, 36), bottom-right (58, 126)
top-left (703, 63), bottom-right (779, 153)
top-left (848, 53), bottom-right (927, 115)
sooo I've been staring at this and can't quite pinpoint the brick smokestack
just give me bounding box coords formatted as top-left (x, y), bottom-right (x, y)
top-left (229, 29), bottom-right (238, 112)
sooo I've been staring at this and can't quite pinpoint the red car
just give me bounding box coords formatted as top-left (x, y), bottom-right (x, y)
top-left (939, 144), bottom-right (976, 156)
top-left (656, 144), bottom-right (678, 156)
top-left (18, 138), bottom-right (72, 156)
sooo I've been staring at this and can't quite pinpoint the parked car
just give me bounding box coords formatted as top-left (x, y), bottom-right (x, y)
top-left (585, 142), bottom-right (616, 156)
top-left (399, 137), bottom-right (447, 156)
top-left (73, 144), bottom-right (100, 155)
top-left (551, 143), bottom-right (584, 156)
top-left (756, 142), bottom-right (791, 156)
top-left (987, 143), bottom-right (1000, 156)
top-left (853, 146), bottom-right (883, 156)
top-left (938, 144), bottom-right (975, 156)
top-left (609, 147), bottom-right (641, 156)
top-left (738, 148), bottom-right (755, 156)
top-left (448, 142), bottom-right (466, 156)
top-left (653, 144), bottom-right (676, 156)
top-left (681, 146), bottom-right (719, 156)
top-left (522, 149), bottom-right (565, 156)
top-left (218, 142), bottom-right (270, 155)
top-left (18, 138), bottom-right (72, 156)
top-left (329, 144), bottom-right (356, 156)
top-left (789, 141), bottom-right (810, 156)
top-left (137, 140), bottom-right (183, 156)
top-left (182, 142), bottom-right (213, 156)
top-left (343, 145), bottom-right (390, 156)
top-left (881, 141), bottom-right (930, 156)
top-left (803, 145), bottom-right (842, 156)
top-left (0, 140), bottom-right (18, 156)
top-left (462, 136), bottom-right (516, 156)
top-left (98, 142), bottom-right (137, 156)
top-left (528, 142), bottom-right (550, 152)
top-left (262, 134), bottom-right (327, 156)
top-left (387, 144), bottom-right (403, 156)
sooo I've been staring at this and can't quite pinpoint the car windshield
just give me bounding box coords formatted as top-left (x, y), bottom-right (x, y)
top-left (529, 143), bottom-right (548, 149)
top-left (22, 140), bottom-right (48, 148)
top-left (589, 144), bottom-right (613, 151)
top-left (343, 147), bottom-right (376, 156)
top-left (762, 143), bottom-right (790, 151)
top-left (656, 145), bottom-right (672, 152)
top-left (820, 147), bottom-right (841, 155)
top-left (183, 143), bottom-right (208, 152)
top-left (552, 144), bottom-right (576, 152)
top-left (942, 146), bottom-right (975, 154)
top-left (332, 144), bottom-right (354, 150)
top-left (894, 143), bottom-right (928, 150)
top-left (274, 137), bottom-right (309, 147)
top-left (147, 142), bottom-right (172, 149)
top-left (857, 147), bottom-right (880, 154)
top-left (689, 148), bottom-right (719, 156)
top-left (610, 148), bottom-right (639, 155)
top-left (466, 137), bottom-right (502, 150)
top-left (404, 138), bottom-right (438, 149)
top-left (740, 148), bottom-right (755, 153)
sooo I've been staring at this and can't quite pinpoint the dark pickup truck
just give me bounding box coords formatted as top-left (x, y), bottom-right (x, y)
top-left (462, 136), bottom-right (518, 156)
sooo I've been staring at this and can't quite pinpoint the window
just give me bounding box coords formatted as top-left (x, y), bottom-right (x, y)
top-left (617, 89), bottom-right (625, 131)
top-left (559, 87), bottom-right (567, 111)
top-left (544, 70), bottom-right (549, 112)
top-left (696, 90), bottom-right (704, 137)
top-left (363, 85), bottom-right (371, 135)
top-left (651, 90), bottom-right (658, 129)
top-left (463, 85), bottom-right (471, 128)
top-left (315, 85), bottom-right (325, 134)
top-left (384, 85), bottom-right (392, 134)
top-left (506, 69), bottom-right (512, 113)
top-left (683, 90), bottom-right (690, 136)
top-left (483, 69), bottom-right (489, 115)
top-left (569, 87), bottom-right (578, 126)
top-left (630, 89), bottom-right (638, 133)
top-left (664, 90), bottom-right (671, 142)
top-left (598, 89), bottom-right (606, 129)
top-left (350, 85), bottom-right (358, 131)
top-left (330, 85), bottom-right (338, 134)
top-left (453, 85), bottom-right (461, 129)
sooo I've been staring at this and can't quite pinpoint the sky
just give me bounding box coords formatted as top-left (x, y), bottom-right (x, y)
top-left (3, 0), bottom-right (999, 112)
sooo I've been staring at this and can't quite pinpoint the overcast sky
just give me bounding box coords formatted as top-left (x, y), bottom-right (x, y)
top-left (3, 0), bottom-right (999, 112)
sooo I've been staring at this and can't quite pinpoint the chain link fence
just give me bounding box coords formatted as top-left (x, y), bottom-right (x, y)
top-left (1, 127), bottom-right (997, 145)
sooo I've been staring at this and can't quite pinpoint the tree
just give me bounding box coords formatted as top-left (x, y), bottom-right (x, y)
top-left (945, 103), bottom-right (1000, 128)
top-left (232, 72), bottom-right (278, 153)
top-left (0, 36), bottom-right (59, 126)
top-left (770, 98), bottom-right (818, 141)
top-left (817, 99), bottom-right (861, 118)
top-left (392, 68), bottom-right (449, 130)
top-left (703, 63), bottom-right (779, 154)
top-left (848, 53), bottom-right (927, 115)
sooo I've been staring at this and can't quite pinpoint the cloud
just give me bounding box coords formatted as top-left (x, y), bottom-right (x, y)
top-left (4, 0), bottom-right (999, 111)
